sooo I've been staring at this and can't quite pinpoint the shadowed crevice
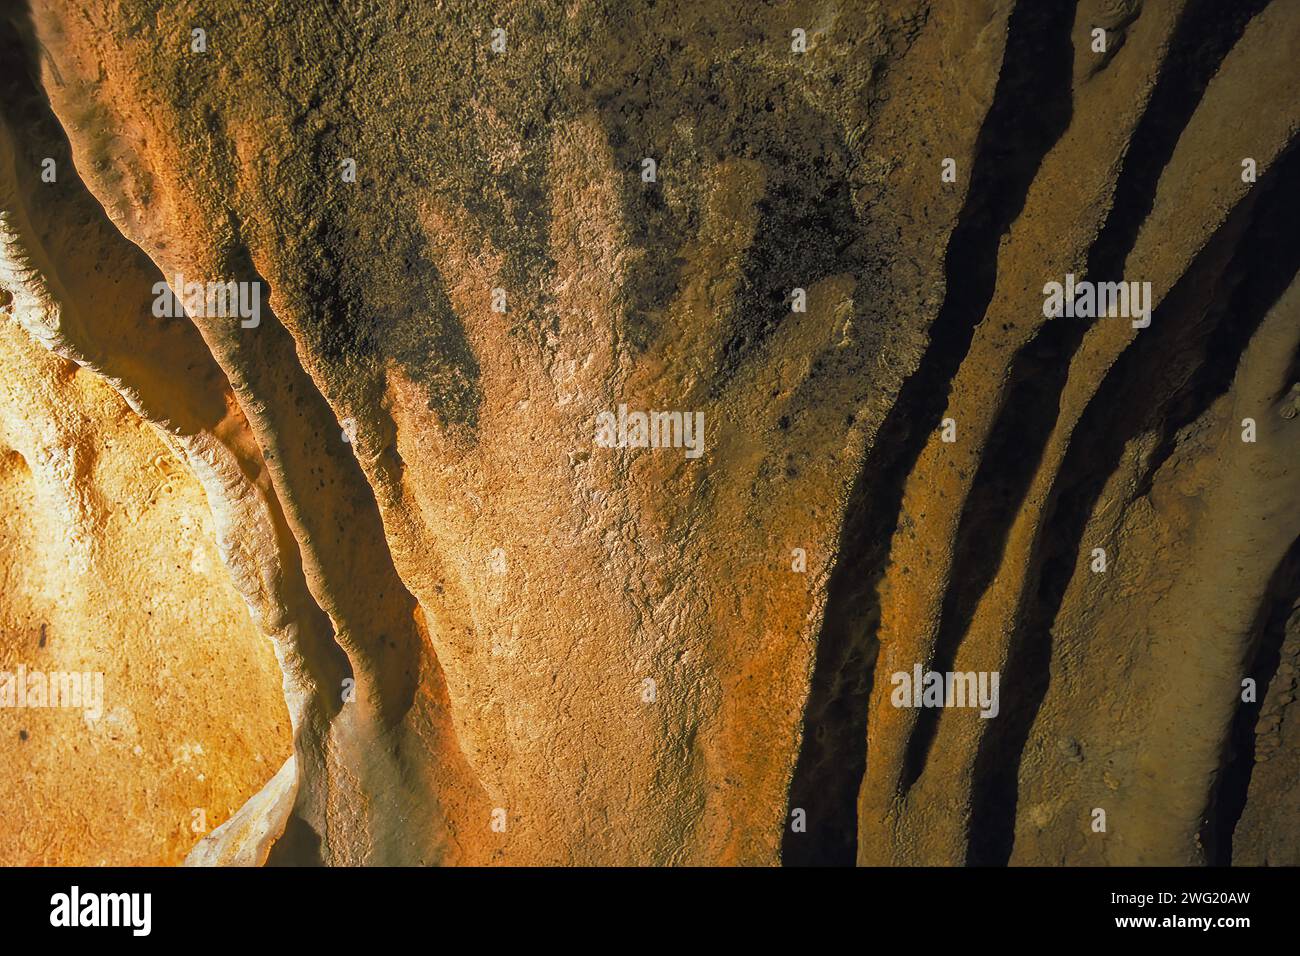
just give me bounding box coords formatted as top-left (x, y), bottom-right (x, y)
top-left (966, 138), bottom-right (1300, 866)
top-left (898, 0), bottom-right (1272, 796)
top-left (1200, 537), bottom-right (1300, 866)
top-left (782, 0), bottom-right (1077, 866)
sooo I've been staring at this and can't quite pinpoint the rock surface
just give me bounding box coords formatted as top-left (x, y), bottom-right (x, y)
top-left (0, 0), bottom-right (1295, 865)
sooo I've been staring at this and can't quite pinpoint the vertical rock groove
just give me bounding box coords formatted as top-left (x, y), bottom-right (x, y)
top-left (902, 0), bottom-right (1274, 805)
top-left (786, 0), bottom-right (1077, 864)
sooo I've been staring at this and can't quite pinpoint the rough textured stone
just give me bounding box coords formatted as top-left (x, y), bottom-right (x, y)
top-left (0, 0), bottom-right (1296, 866)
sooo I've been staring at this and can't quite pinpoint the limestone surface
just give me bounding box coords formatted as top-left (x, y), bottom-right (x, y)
top-left (0, 0), bottom-right (1296, 866)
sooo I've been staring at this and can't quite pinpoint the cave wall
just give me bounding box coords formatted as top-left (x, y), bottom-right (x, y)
top-left (0, 0), bottom-right (1296, 866)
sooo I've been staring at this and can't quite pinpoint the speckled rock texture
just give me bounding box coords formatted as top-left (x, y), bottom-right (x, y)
top-left (0, 0), bottom-right (1296, 866)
